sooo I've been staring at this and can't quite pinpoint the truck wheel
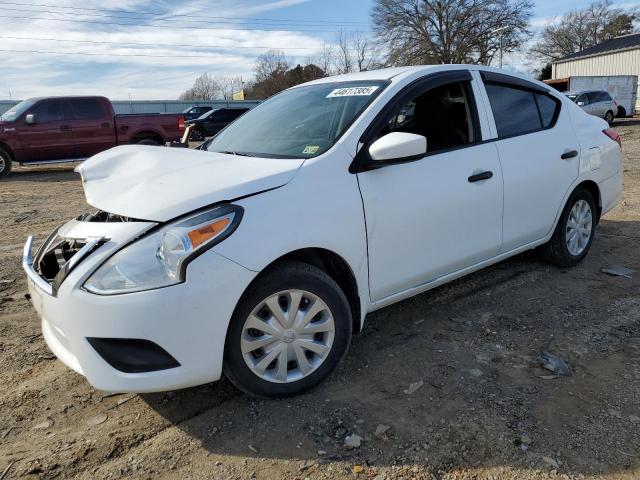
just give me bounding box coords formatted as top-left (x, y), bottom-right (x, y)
top-left (604, 111), bottom-right (614, 125)
top-left (223, 261), bottom-right (352, 397)
top-left (0, 146), bottom-right (12, 178)
top-left (135, 138), bottom-right (162, 146)
top-left (190, 127), bottom-right (205, 141)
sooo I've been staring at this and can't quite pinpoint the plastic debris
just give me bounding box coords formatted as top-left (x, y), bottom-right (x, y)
top-left (344, 434), bottom-right (362, 448)
top-left (403, 380), bottom-right (424, 394)
top-left (601, 265), bottom-right (634, 278)
top-left (352, 464), bottom-right (364, 474)
top-left (537, 339), bottom-right (570, 377)
top-left (87, 413), bottom-right (108, 426)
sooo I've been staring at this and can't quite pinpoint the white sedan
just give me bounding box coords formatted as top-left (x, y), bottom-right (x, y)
top-left (23, 65), bottom-right (623, 397)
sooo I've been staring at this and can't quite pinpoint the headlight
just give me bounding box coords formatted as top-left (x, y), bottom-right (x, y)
top-left (84, 204), bottom-right (243, 295)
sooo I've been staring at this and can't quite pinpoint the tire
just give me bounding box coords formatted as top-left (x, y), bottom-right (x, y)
top-left (190, 127), bottom-right (205, 142)
top-left (617, 106), bottom-right (627, 118)
top-left (0, 146), bottom-right (12, 179)
top-left (604, 110), bottom-right (615, 125)
top-left (541, 188), bottom-right (597, 267)
top-left (135, 138), bottom-right (162, 146)
top-left (223, 261), bottom-right (352, 397)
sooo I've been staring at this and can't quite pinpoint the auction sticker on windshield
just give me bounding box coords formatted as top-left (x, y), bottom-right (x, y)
top-left (326, 86), bottom-right (379, 98)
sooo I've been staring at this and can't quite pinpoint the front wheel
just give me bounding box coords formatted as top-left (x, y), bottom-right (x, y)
top-left (541, 188), bottom-right (596, 267)
top-left (224, 261), bottom-right (352, 397)
top-left (190, 127), bottom-right (205, 141)
top-left (605, 110), bottom-right (615, 125)
top-left (0, 146), bottom-right (13, 178)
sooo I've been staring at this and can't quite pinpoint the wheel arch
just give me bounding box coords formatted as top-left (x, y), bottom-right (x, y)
top-left (576, 179), bottom-right (602, 223)
top-left (130, 130), bottom-right (164, 145)
top-left (0, 141), bottom-right (15, 160)
top-left (247, 248), bottom-right (363, 334)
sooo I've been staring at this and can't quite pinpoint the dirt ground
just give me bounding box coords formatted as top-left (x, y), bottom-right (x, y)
top-left (1, 123), bottom-right (639, 480)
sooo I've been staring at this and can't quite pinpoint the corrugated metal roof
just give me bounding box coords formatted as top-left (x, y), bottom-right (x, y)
top-left (556, 33), bottom-right (640, 63)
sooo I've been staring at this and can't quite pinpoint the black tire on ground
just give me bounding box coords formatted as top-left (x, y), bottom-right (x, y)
top-left (0, 146), bottom-right (13, 179)
top-left (223, 261), bottom-right (353, 398)
top-left (605, 110), bottom-right (615, 125)
top-left (541, 188), bottom-right (597, 268)
top-left (617, 105), bottom-right (627, 118)
top-left (190, 128), bottom-right (205, 141)
top-left (135, 138), bottom-right (162, 146)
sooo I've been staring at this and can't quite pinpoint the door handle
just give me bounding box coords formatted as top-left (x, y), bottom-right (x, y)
top-left (60, 125), bottom-right (70, 131)
top-left (561, 150), bottom-right (578, 160)
top-left (468, 171), bottom-right (493, 183)
top-left (101, 122), bottom-right (111, 128)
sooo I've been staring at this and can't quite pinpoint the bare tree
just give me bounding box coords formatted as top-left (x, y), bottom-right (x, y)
top-left (178, 73), bottom-right (222, 101)
top-left (530, 0), bottom-right (637, 63)
top-left (333, 31), bottom-right (354, 74)
top-left (215, 75), bottom-right (243, 100)
top-left (351, 32), bottom-right (378, 71)
top-left (372, 0), bottom-right (533, 66)
top-left (254, 50), bottom-right (290, 83)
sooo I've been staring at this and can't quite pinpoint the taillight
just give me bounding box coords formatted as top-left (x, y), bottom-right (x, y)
top-left (603, 128), bottom-right (621, 147)
top-left (178, 117), bottom-right (185, 131)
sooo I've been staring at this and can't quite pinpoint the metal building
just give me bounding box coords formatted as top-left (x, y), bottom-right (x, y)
top-left (551, 33), bottom-right (640, 113)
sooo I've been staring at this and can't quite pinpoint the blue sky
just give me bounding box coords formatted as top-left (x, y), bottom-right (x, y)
top-left (0, 0), bottom-right (638, 100)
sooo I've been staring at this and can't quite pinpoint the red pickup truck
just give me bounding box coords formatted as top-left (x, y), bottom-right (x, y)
top-left (0, 96), bottom-right (185, 177)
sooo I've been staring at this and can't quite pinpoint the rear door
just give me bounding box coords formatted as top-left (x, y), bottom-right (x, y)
top-left (68, 98), bottom-right (116, 158)
top-left (204, 109), bottom-right (233, 135)
top-left (356, 71), bottom-right (504, 301)
top-left (480, 72), bottom-right (579, 252)
top-left (15, 99), bottom-right (75, 162)
top-left (587, 92), bottom-right (605, 117)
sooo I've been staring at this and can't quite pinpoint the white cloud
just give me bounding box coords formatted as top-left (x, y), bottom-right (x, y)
top-left (0, 0), bottom-right (327, 100)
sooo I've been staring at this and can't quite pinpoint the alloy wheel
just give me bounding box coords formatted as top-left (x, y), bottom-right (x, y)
top-left (565, 199), bottom-right (592, 256)
top-left (241, 289), bottom-right (335, 383)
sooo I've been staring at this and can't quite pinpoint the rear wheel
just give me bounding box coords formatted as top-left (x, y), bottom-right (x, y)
top-left (0, 146), bottom-right (12, 178)
top-left (224, 261), bottom-right (352, 397)
top-left (541, 188), bottom-right (596, 267)
top-left (190, 127), bottom-right (205, 141)
top-left (135, 138), bottom-right (162, 146)
top-left (605, 110), bottom-right (615, 124)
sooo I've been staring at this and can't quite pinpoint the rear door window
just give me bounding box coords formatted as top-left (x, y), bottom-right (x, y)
top-left (587, 92), bottom-right (601, 104)
top-left (485, 84), bottom-right (541, 138)
top-left (70, 98), bottom-right (104, 120)
top-left (485, 83), bottom-right (560, 138)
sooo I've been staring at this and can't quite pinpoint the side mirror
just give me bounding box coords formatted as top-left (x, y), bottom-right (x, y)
top-left (369, 132), bottom-right (426, 162)
top-left (577, 101), bottom-right (586, 107)
top-left (25, 114), bottom-right (35, 125)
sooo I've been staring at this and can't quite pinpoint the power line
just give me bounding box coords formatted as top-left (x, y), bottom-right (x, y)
top-left (0, 14), bottom-right (368, 33)
top-left (0, 1), bottom-right (369, 25)
top-left (0, 5), bottom-right (367, 29)
top-left (0, 35), bottom-right (328, 51)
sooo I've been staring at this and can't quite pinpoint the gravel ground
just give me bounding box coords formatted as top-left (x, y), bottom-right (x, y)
top-left (0, 122), bottom-right (639, 480)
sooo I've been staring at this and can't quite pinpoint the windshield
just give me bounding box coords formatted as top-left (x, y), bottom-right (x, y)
top-left (205, 81), bottom-right (387, 158)
top-left (0, 99), bottom-right (37, 122)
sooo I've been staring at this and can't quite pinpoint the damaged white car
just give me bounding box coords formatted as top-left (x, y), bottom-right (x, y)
top-left (23, 66), bottom-right (623, 396)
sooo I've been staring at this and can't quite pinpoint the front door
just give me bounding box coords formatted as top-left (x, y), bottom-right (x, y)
top-left (15, 99), bottom-right (75, 163)
top-left (356, 76), bottom-right (503, 302)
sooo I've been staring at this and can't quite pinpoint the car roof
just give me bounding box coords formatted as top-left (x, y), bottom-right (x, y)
top-left (565, 90), bottom-right (607, 95)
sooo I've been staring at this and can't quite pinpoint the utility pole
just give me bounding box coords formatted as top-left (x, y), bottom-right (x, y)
top-left (491, 26), bottom-right (507, 69)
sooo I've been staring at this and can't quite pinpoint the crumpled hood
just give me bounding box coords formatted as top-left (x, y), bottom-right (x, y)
top-left (76, 145), bottom-right (304, 222)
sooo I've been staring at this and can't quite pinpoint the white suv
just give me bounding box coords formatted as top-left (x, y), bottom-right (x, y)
top-left (566, 89), bottom-right (617, 124)
top-left (23, 66), bottom-right (623, 397)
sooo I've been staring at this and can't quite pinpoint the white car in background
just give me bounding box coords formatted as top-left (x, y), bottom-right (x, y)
top-left (566, 89), bottom-right (618, 124)
top-left (23, 65), bottom-right (623, 397)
